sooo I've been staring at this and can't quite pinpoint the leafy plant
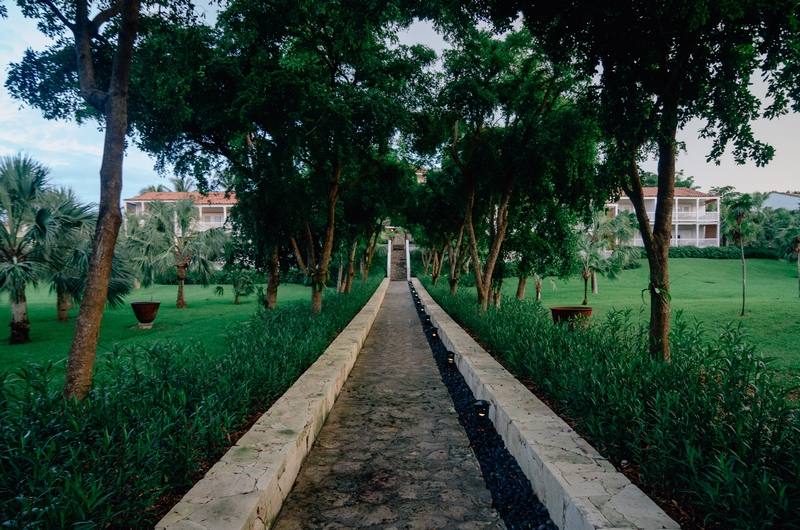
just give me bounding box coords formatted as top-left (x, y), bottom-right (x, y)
top-left (0, 278), bottom-right (381, 528)
top-left (214, 269), bottom-right (256, 305)
top-left (422, 278), bottom-right (800, 528)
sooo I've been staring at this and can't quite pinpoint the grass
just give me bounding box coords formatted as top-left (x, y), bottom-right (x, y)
top-left (504, 258), bottom-right (800, 373)
top-left (0, 282), bottom-right (311, 376)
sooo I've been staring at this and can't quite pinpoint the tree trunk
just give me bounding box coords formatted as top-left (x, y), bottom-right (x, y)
top-left (619, 116), bottom-right (676, 360)
top-left (535, 278), bottom-right (542, 300)
top-left (591, 271), bottom-right (598, 294)
top-left (336, 252), bottom-right (343, 292)
top-left (422, 249), bottom-right (431, 277)
top-left (363, 227), bottom-right (380, 282)
top-left (234, 292), bottom-right (240, 305)
top-left (176, 263), bottom-right (188, 308)
top-left (492, 278), bottom-right (503, 307)
top-left (582, 270), bottom-right (590, 306)
top-left (740, 240), bottom-right (746, 316)
top-left (344, 240), bottom-right (358, 294)
top-left (431, 246), bottom-right (441, 285)
top-left (266, 243), bottom-right (279, 309)
top-left (467, 182), bottom-right (514, 311)
top-left (9, 291), bottom-right (31, 345)
top-left (310, 165), bottom-right (342, 316)
top-left (516, 276), bottom-right (527, 300)
top-left (57, 288), bottom-right (73, 322)
top-left (63, 0), bottom-right (142, 400)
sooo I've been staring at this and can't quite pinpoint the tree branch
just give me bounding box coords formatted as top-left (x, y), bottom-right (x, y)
top-left (290, 236), bottom-right (309, 276)
top-left (90, 0), bottom-right (123, 36)
top-left (35, 0), bottom-right (75, 31)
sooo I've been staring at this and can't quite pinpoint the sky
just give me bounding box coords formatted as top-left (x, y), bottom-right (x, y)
top-left (1, 6), bottom-right (798, 207)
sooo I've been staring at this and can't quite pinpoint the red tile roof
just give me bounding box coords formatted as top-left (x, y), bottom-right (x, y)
top-left (639, 187), bottom-right (716, 198)
top-left (124, 191), bottom-right (237, 205)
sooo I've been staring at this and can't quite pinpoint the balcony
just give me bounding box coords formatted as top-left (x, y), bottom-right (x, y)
top-left (633, 237), bottom-right (718, 247)
top-left (198, 221), bottom-right (227, 231)
top-left (642, 211), bottom-right (719, 222)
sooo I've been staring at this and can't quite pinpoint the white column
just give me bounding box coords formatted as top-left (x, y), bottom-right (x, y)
top-left (387, 240), bottom-right (391, 279)
top-left (405, 239), bottom-right (411, 281)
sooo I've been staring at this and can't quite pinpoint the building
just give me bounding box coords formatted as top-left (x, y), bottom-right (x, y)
top-left (606, 187), bottom-right (721, 247)
top-left (123, 191), bottom-right (237, 231)
top-left (762, 191), bottom-right (800, 211)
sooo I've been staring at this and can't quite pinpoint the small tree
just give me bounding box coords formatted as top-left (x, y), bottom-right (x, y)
top-left (575, 231), bottom-right (630, 306)
top-left (138, 199), bottom-right (228, 308)
top-left (724, 194), bottom-right (757, 316)
top-left (214, 269), bottom-right (256, 305)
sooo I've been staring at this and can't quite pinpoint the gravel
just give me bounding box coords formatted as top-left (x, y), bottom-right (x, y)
top-left (409, 283), bottom-right (557, 530)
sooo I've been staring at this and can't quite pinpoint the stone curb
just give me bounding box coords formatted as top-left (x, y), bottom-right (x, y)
top-left (412, 279), bottom-right (680, 530)
top-left (156, 279), bottom-right (391, 530)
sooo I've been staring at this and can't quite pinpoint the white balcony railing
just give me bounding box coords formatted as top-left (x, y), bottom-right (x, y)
top-left (643, 211), bottom-right (719, 222)
top-left (632, 237), bottom-right (718, 247)
top-left (198, 221), bottom-right (227, 231)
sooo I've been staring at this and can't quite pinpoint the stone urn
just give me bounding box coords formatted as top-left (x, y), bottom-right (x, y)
top-left (131, 301), bottom-right (161, 329)
top-left (549, 306), bottom-right (593, 329)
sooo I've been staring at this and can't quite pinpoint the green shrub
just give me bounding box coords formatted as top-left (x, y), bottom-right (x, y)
top-left (744, 247), bottom-right (781, 260)
top-left (422, 279), bottom-right (800, 528)
top-left (0, 279), bottom-right (381, 528)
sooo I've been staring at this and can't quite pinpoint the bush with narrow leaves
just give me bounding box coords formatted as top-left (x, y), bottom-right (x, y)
top-left (422, 279), bottom-right (799, 529)
top-left (0, 279), bottom-right (380, 528)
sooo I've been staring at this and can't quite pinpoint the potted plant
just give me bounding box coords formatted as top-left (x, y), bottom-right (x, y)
top-left (121, 213), bottom-right (164, 329)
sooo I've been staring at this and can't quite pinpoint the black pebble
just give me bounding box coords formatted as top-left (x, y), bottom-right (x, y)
top-left (410, 285), bottom-right (559, 530)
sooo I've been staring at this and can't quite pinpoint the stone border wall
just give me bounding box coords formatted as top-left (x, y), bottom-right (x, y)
top-left (412, 279), bottom-right (679, 530)
top-left (157, 279), bottom-right (391, 530)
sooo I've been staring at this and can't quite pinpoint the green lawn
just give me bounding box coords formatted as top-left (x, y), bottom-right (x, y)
top-left (0, 283), bottom-right (312, 375)
top-left (504, 258), bottom-right (800, 373)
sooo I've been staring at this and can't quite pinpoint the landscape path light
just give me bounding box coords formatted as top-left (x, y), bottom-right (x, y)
top-left (446, 350), bottom-right (455, 365)
top-left (474, 400), bottom-right (490, 422)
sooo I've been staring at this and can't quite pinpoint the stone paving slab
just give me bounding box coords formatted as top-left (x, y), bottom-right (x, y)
top-left (412, 279), bottom-right (679, 530)
top-left (157, 280), bottom-right (390, 530)
top-left (271, 282), bottom-right (505, 530)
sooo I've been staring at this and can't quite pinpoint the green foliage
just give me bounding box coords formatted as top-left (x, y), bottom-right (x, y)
top-left (423, 279), bottom-right (800, 528)
top-left (0, 278), bottom-right (381, 528)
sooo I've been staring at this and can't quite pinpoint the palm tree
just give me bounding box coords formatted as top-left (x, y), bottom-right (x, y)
top-left (0, 154), bottom-right (91, 343)
top-left (169, 176), bottom-right (196, 193)
top-left (45, 190), bottom-right (135, 322)
top-left (214, 269), bottom-right (256, 305)
top-left (725, 194), bottom-right (757, 316)
top-left (139, 199), bottom-right (227, 308)
top-left (139, 183), bottom-right (172, 194)
top-left (575, 232), bottom-right (629, 306)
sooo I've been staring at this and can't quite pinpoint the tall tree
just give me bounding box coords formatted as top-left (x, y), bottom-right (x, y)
top-left (5, 0), bottom-right (194, 398)
top-left (127, 0), bottom-right (433, 315)
top-left (441, 29), bottom-right (599, 310)
top-left (494, 0), bottom-right (800, 358)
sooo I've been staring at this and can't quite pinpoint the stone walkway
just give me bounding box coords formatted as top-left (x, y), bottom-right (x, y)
top-left (272, 282), bottom-right (505, 530)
